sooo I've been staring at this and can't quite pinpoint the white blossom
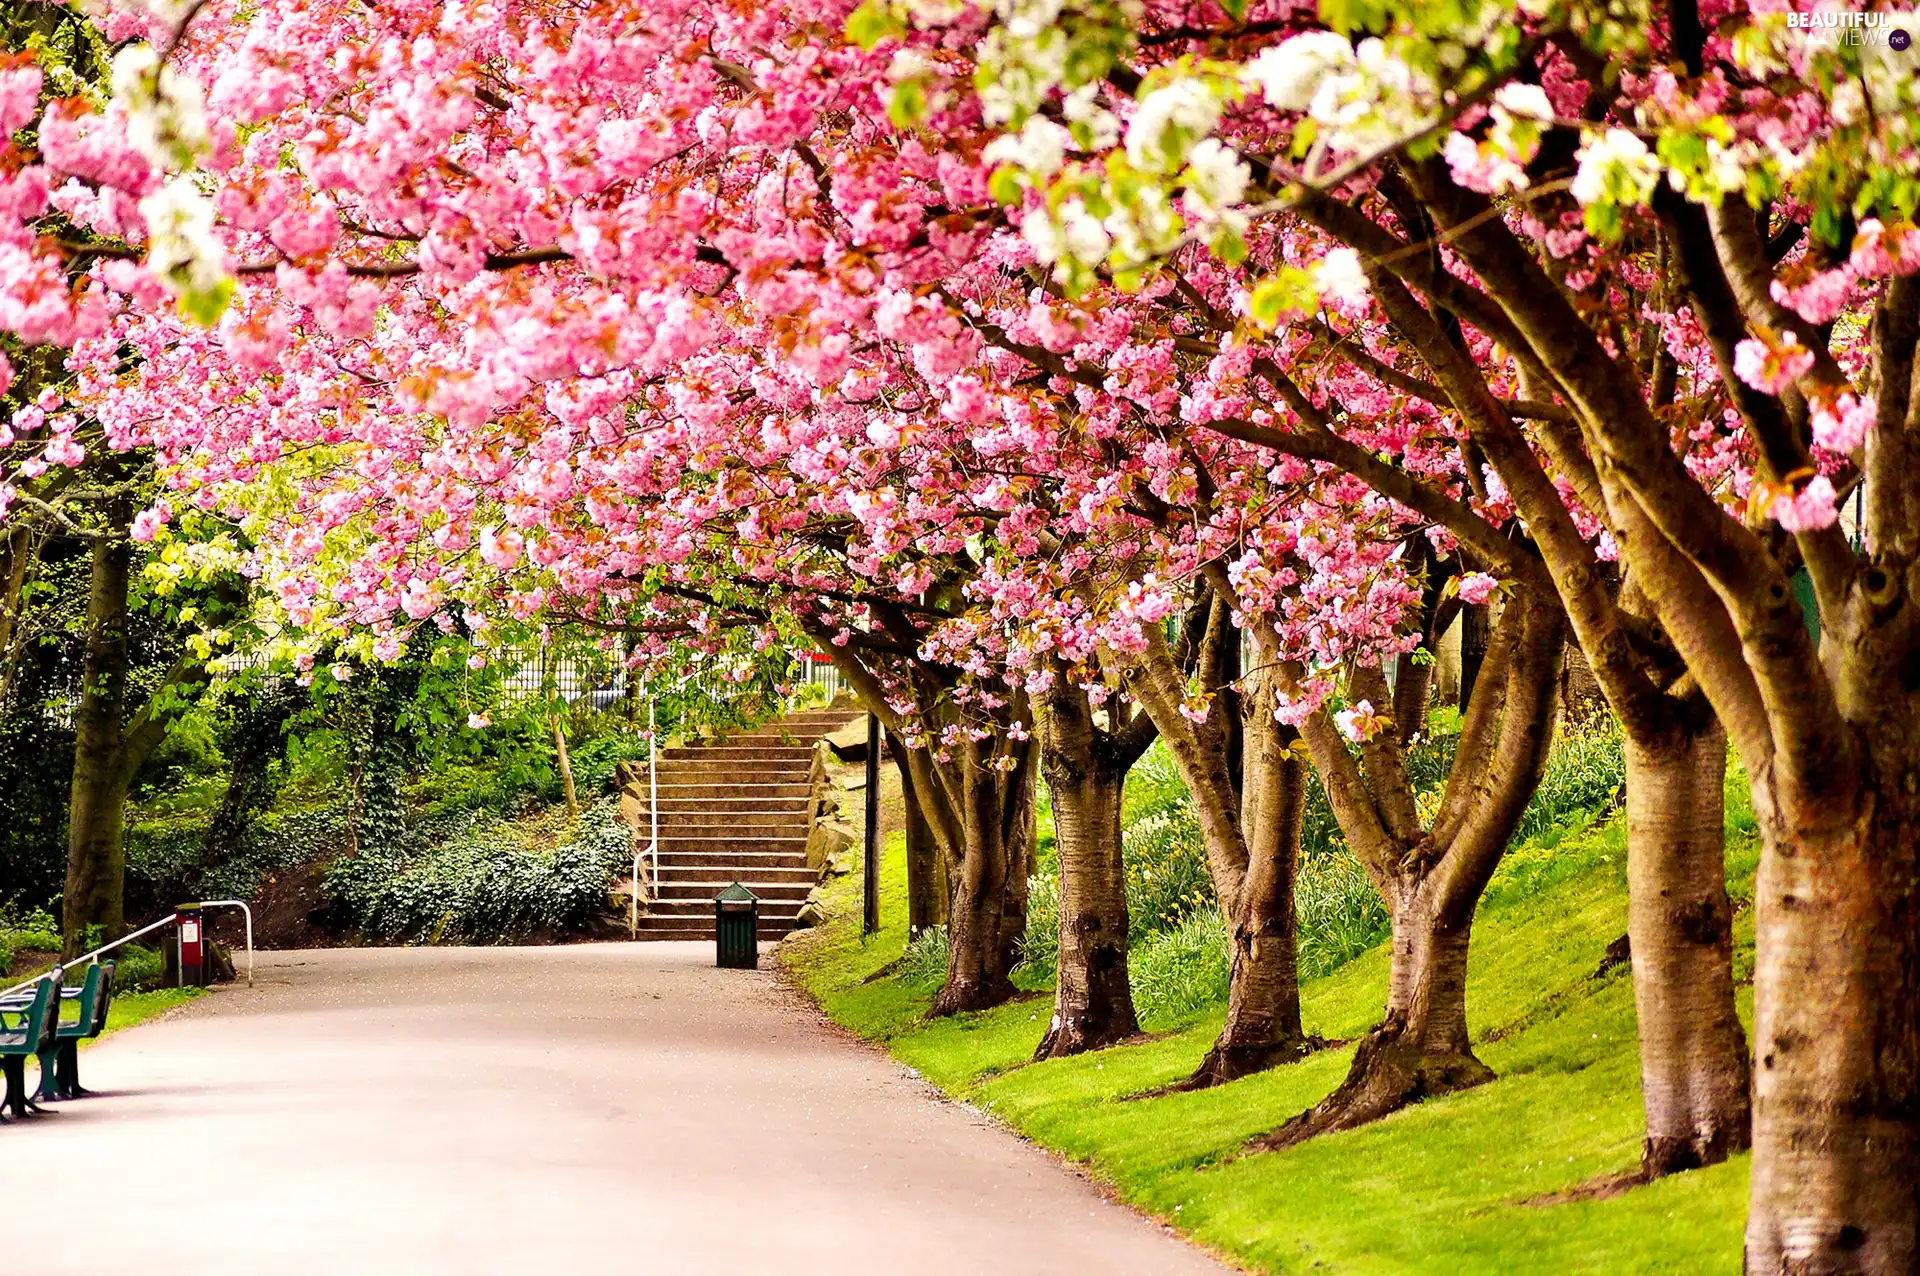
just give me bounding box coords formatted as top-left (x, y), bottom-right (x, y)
top-left (1314, 247), bottom-right (1370, 309)
top-left (1243, 31), bottom-right (1354, 112)
top-left (112, 43), bottom-right (210, 170)
top-left (1493, 82), bottom-right (1554, 122)
top-left (1058, 198), bottom-right (1111, 263)
top-left (1124, 80), bottom-right (1223, 172)
top-left (1021, 206), bottom-right (1064, 264)
top-left (1570, 127), bottom-right (1661, 207)
top-left (139, 174), bottom-right (226, 293)
top-left (1062, 84), bottom-right (1121, 151)
top-left (983, 115), bottom-right (1072, 176)
top-left (1183, 137), bottom-right (1249, 213)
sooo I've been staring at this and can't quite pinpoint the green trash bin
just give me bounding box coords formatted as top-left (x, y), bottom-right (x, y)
top-left (715, 882), bottom-right (760, 969)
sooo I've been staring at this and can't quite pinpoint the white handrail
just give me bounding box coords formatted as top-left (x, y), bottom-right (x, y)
top-left (0, 913), bottom-right (177, 1000)
top-left (648, 696), bottom-right (660, 900)
top-left (195, 899), bottom-right (256, 987)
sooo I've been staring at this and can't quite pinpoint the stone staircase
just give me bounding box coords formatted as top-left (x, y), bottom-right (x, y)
top-left (623, 705), bottom-right (862, 941)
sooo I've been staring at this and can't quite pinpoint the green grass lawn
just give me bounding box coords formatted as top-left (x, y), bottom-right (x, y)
top-left (782, 798), bottom-right (1757, 1274)
top-left (98, 987), bottom-right (204, 1035)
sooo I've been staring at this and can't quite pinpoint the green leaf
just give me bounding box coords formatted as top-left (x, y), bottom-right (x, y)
top-left (177, 275), bottom-right (235, 326)
top-left (988, 165), bottom-right (1026, 206)
top-left (844, 0), bottom-right (904, 51)
top-left (887, 78), bottom-right (927, 129)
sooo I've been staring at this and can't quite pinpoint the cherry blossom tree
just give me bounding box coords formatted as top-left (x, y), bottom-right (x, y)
top-left (953, 0), bottom-right (1919, 1262)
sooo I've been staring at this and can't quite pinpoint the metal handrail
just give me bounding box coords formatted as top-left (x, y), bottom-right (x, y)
top-left (629, 696), bottom-right (661, 939)
top-left (648, 696), bottom-right (660, 901)
top-left (0, 913), bottom-right (176, 1000)
top-left (193, 899), bottom-right (256, 987)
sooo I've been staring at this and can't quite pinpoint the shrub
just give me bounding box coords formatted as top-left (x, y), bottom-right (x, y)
top-left (322, 798), bottom-right (631, 944)
top-left (1123, 803), bottom-right (1215, 938)
top-left (113, 942), bottom-right (168, 992)
top-left (1129, 912), bottom-right (1231, 1029)
top-left (897, 925), bottom-right (950, 990)
top-left (1014, 871), bottom-right (1060, 979)
top-left (1516, 713), bottom-right (1627, 842)
top-left (1296, 850), bottom-right (1389, 979)
top-left (568, 731), bottom-right (654, 797)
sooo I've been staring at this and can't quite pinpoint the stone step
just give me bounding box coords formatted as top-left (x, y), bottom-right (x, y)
top-left (652, 881), bottom-right (813, 902)
top-left (666, 741), bottom-right (816, 756)
top-left (651, 813), bottom-right (811, 833)
top-left (650, 777), bottom-right (813, 791)
top-left (651, 768), bottom-right (814, 788)
top-left (649, 789), bottom-right (813, 807)
top-left (654, 863), bottom-right (818, 885)
top-left (656, 754), bottom-right (815, 771)
top-left (643, 898), bottom-right (805, 919)
top-left (630, 919), bottom-right (795, 941)
top-left (654, 850), bottom-right (809, 871)
top-left (653, 837), bottom-right (810, 850)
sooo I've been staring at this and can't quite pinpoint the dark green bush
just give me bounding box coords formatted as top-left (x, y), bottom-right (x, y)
top-left (323, 798), bottom-right (631, 944)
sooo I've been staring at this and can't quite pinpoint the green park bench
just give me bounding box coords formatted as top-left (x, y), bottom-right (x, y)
top-left (36, 962), bottom-right (117, 1103)
top-left (0, 972), bottom-right (61, 1122)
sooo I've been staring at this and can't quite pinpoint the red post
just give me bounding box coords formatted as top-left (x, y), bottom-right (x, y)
top-left (177, 905), bottom-right (206, 987)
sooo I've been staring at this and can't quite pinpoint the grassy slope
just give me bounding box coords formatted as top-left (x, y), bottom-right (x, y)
top-left (782, 782), bottom-right (1760, 1275)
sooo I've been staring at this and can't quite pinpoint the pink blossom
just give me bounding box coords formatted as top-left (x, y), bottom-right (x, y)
top-left (480, 526), bottom-right (524, 570)
top-left (1811, 393), bottom-right (1875, 455)
top-left (131, 501), bottom-right (173, 542)
top-left (1334, 699), bottom-right (1388, 743)
top-left (1770, 267), bottom-right (1854, 325)
top-left (1733, 334), bottom-right (1815, 395)
top-left (1456, 571), bottom-right (1498, 605)
top-left (1771, 476), bottom-right (1840, 533)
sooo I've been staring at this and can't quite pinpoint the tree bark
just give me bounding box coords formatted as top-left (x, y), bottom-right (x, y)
top-left (1035, 677), bottom-right (1141, 1059)
top-left (892, 730), bottom-right (948, 936)
top-left (553, 714), bottom-right (579, 819)
top-left (1458, 600), bottom-right (1491, 711)
top-left (1262, 883), bottom-right (1491, 1149)
top-left (928, 739), bottom-right (1036, 1016)
top-left (62, 525), bottom-right (135, 953)
top-left (1391, 649), bottom-right (1434, 744)
top-left (1624, 715), bottom-right (1751, 1178)
top-left (1120, 616), bottom-right (1313, 1087)
top-left (1266, 591), bottom-right (1565, 1146)
top-left (0, 525), bottom-right (32, 710)
top-left (1186, 664), bottom-right (1311, 1085)
top-left (1743, 758), bottom-right (1920, 1274)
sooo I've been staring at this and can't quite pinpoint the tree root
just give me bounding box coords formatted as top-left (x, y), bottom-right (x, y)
top-left (1166, 1035), bottom-right (1320, 1093)
top-left (1252, 1023), bottom-right (1495, 1151)
top-left (1033, 1008), bottom-right (1140, 1061)
top-left (929, 973), bottom-right (1017, 1017)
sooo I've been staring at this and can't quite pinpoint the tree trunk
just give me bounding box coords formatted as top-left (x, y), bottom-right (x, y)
top-left (1186, 673), bottom-right (1311, 1085)
top-left (0, 525), bottom-right (31, 710)
top-left (927, 741), bottom-right (1037, 1017)
top-left (892, 732), bottom-right (948, 936)
top-left (1743, 759), bottom-right (1920, 1274)
top-left (1121, 622), bottom-right (1312, 1088)
top-left (1624, 717), bottom-right (1751, 1179)
top-left (62, 527), bottom-right (135, 954)
top-left (1260, 885), bottom-right (1492, 1149)
top-left (553, 715), bottom-right (579, 819)
top-left (1458, 600), bottom-right (1491, 711)
top-left (1267, 591), bottom-right (1565, 1146)
top-left (1035, 681), bottom-right (1137, 1059)
top-left (1392, 648), bottom-right (1434, 744)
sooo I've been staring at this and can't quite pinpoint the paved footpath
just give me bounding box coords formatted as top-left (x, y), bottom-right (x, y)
top-left (5, 943), bottom-right (1235, 1276)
